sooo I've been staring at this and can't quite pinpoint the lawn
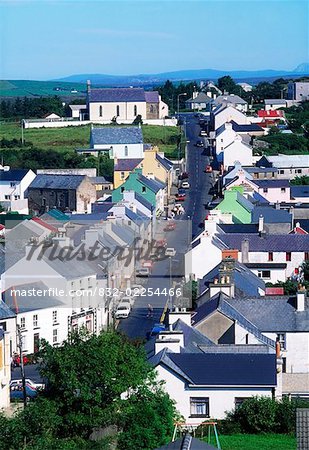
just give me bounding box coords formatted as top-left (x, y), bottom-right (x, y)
top-left (204, 433), bottom-right (296, 450)
top-left (0, 122), bottom-right (181, 156)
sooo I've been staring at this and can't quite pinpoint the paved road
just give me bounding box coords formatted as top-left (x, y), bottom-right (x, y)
top-left (11, 363), bottom-right (43, 383)
top-left (119, 114), bottom-right (214, 339)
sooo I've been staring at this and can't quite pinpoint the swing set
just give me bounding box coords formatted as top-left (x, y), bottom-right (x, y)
top-left (172, 421), bottom-right (221, 448)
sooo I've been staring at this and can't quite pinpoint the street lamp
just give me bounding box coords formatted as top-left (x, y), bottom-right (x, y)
top-left (177, 93), bottom-right (187, 116)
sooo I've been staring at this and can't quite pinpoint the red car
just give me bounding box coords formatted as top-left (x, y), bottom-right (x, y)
top-left (178, 172), bottom-right (189, 180)
top-left (175, 194), bottom-right (186, 201)
top-left (154, 239), bottom-right (167, 248)
top-left (164, 222), bottom-right (176, 231)
top-left (205, 165), bottom-right (213, 173)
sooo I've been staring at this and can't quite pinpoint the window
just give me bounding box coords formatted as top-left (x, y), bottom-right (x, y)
top-left (282, 357), bottom-right (286, 373)
top-left (20, 317), bottom-right (26, 329)
top-left (268, 252), bottom-right (273, 262)
top-left (116, 105), bottom-right (120, 116)
top-left (235, 397), bottom-right (251, 409)
top-left (99, 105), bottom-right (103, 117)
top-left (10, 182), bottom-right (15, 187)
top-left (281, 188), bottom-right (286, 193)
top-left (42, 197), bottom-right (46, 206)
top-left (190, 397), bottom-right (209, 418)
top-left (277, 333), bottom-right (286, 350)
top-left (124, 145), bottom-right (128, 157)
top-left (121, 187), bottom-right (125, 193)
top-left (52, 310), bottom-right (57, 324)
top-left (258, 270), bottom-right (271, 279)
top-left (134, 105), bottom-right (137, 116)
top-left (221, 139), bottom-right (223, 143)
top-left (279, 170), bottom-right (285, 174)
top-left (120, 171), bottom-right (125, 180)
top-left (142, 186), bottom-right (146, 193)
top-left (150, 105), bottom-right (154, 113)
top-left (296, 169), bottom-right (302, 174)
top-left (305, 252), bottom-right (309, 261)
top-left (33, 314), bottom-right (38, 327)
top-left (4, 195), bottom-right (10, 200)
top-left (53, 329), bottom-right (58, 344)
top-left (263, 188), bottom-right (268, 193)
top-left (286, 252), bottom-right (291, 262)
top-left (14, 195), bottom-right (20, 200)
top-left (245, 333), bottom-right (249, 344)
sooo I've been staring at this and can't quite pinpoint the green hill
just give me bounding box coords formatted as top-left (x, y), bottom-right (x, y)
top-left (0, 79), bottom-right (86, 98)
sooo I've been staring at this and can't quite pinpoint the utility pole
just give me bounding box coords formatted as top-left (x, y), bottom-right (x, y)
top-left (21, 120), bottom-right (24, 145)
top-left (16, 325), bottom-right (27, 408)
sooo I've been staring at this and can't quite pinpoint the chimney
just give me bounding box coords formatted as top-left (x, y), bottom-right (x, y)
top-left (192, 90), bottom-right (198, 100)
top-left (275, 202), bottom-right (280, 210)
top-left (213, 93), bottom-right (217, 100)
top-left (258, 215), bottom-right (264, 235)
top-left (154, 331), bottom-right (184, 354)
top-left (296, 288), bottom-right (306, 312)
top-left (241, 239), bottom-right (249, 263)
top-left (168, 308), bottom-right (191, 327)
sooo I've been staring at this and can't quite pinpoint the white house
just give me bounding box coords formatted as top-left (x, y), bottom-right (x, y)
top-left (257, 155), bottom-right (309, 179)
top-left (185, 92), bottom-right (213, 110)
top-left (237, 82), bottom-right (252, 92)
top-left (221, 136), bottom-right (253, 170)
top-left (264, 99), bottom-right (288, 111)
top-left (192, 290), bottom-right (309, 399)
top-left (78, 126), bottom-right (144, 159)
top-left (210, 105), bottom-right (249, 131)
top-left (149, 311), bottom-right (278, 422)
top-left (0, 167), bottom-right (36, 214)
top-left (0, 301), bottom-right (16, 409)
top-left (87, 83), bottom-right (168, 122)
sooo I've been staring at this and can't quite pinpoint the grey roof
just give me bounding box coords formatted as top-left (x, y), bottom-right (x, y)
top-left (231, 121), bottom-right (264, 133)
top-left (29, 174), bottom-right (85, 190)
top-left (236, 192), bottom-right (255, 212)
top-left (0, 169), bottom-right (30, 182)
top-left (88, 87), bottom-right (146, 103)
top-left (138, 174), bottom-right (165, 193)
top-left (291, 185), bottom-right (309, 199)
top-left (253, 179), bottom-right (290, 189)
top-left (198, 260), bottom-right (265, 298)
top-left (114, 158), bottom-right (142, 171)
top-left (173, 319), bottom-right (215, 352)
top-left (245, 166), bottom-right (278, 174)
top-left (226, 296), bottom-right (309, 332)
top-left (0, 299), bottom-right (16, 319)
top-left (265, 99), bottom-right (287, 105)
top-left (89, 176), bottom-right (109, 184)
top-left (214, 94), bottom-right (247, 105)
top-left (216, 233), bottom-right (309, 252)
top-left (252, 207), bottom-right (292, 224)
top-left (3, 281), bottom-right (63, 313)
top-left (248, 191), bottom-right (270, 204)
top-left (144, 91), bottom-right (160, 102)
top-left (91, 127), bottom-right (143, 145)
top-left (156, 153), bottom-right (173, 171)
top-left (186, 92), bottom-right (213, 104)
top-left (134, 192), bottom-right (154, 211)
top-left (192, 292), bottom-right (276, 347)
top-left (218, 223), bottom-right (258, 234)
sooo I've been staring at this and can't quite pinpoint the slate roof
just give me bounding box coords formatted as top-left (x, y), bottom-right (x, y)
top-left (88, 87), bottom-right (146, 103)
top-left (218, 223), bottom-right (258, 234)
top-left (156, 153), bottom-right (173, 171)
top-left (89, 176), bottom-right (109, 184)
top-left (216, 233), bottom-right (309, 252)
top-left (252, 206), bottom-right (292, 224)
top-left (192, 292), bottom-right (275, 347)
top-left (230, 121), bottom-right (264, 133)
top-left (134, 192), bottom-right (154, 211)
top-left (91, 127), bottom-right (143, 145)
top-left (168, 353), bottom-right (276, 386)
top-left (186, 92), bottom-right (213, 104)
top-left (144, 91), bottom-right (160, 103)
top-left (0, 169), bottom-right (29, 182)
top-left (29, 174), bottom-right (85, 190)
top-left (258, 155), bottom-right (309, 169)
top-left (214, 95), bottom-right (247, 105)
top-left (0, 299), bottom-right (16, 319)
top-left (247, 191), bottom-right (270, 204)
top-left (291, 185), bottom-right (309, 198)
top-left (138, 174), bottom-right (165, 193)
top-left (173, 319), bottom-right (215, 352)
top-left (236, 192), bottom-right (254, 212)
top-left (114, 159), bottom-right (142, 171)
top-left (265, 99), bottom-right (287, 105)
top-left (198, 260), bottom-right (265, 298)
top-left (245, 166), bottom-right (278, 174)
top-left (253, 179), bottom-right (290, 189)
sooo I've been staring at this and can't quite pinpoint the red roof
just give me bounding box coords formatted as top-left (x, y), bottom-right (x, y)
top-left (0, 224), bottom-right (5, 231)
top-left (265, 287), bottom-right (285, 296)
top-left (32, 217), bottom-right (58, 233)
top-left (257, 110), bottom-right (284, 118)
top-left (289, 226), bottom-right (308, 235)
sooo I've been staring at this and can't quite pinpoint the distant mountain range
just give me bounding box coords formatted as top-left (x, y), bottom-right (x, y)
top-left (54, 64), bottom-right (309, 86)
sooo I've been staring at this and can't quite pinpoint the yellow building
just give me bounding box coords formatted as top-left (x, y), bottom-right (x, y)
top-left (141, 146), bottom-right (173, 198)
top-left (113, 158), bottom-right (143, 189)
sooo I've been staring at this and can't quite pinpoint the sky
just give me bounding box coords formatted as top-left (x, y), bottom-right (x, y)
top-left (0, 0), bottom-right (308, 80)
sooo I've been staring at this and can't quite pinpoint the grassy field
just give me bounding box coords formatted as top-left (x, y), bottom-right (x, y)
top-left (204, 433), bottom-right (296, 450)
top-left (0, 79), bottom-right (86, 98)
top-left (0, 122), bottom-right (180, 157)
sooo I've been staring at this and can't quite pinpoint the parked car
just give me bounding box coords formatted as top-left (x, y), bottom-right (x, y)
top-left (164, 222), bottom-right (176, 231)
top-left (154, 239), bottom-right (167, 248)
top-left (178, 172), bottom-right (189, 180)
top-left (205, 165), bottom-right (213, 173)
top-left (10, 383), bottom-right (38, 402)
top-left (196, 140), bottom-right (204, 147)
top-left (130, 284), bottom-right (144, 295)
top-left (178, 188), bottom-right (186, 195)
top-left (175, 193), bottom-right (186, 201)
top-left (10, 379), bottom-right (44, 390)
top-left (150, 323), bottom-right (165, 337)
top-left (120, 296), bottom-right (135, 307)
top-left (200, 130), bottom-right (207, 136)
top-left (165, 248), bottom-right (176, 257)
top-left (136, 267), bottom-right (151, 277)
top-left (181, 181), bottom-right (190, 189)
top-left (115, 303), bottom-right (131, 319)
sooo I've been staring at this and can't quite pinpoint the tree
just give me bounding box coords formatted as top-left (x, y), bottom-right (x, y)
top-left (290, 175), bottom-right (309, 185)
top-left (217, 76), bottom-right (242, 96)
top-left (133, 114), bottom-right (143, 125)
top-left (301, 261), bottom-right (309, 282)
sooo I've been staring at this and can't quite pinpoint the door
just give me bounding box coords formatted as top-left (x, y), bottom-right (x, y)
top-left (33, 333), bottom-right (40, 353)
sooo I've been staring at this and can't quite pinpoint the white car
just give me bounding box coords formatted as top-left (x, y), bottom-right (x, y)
top-left (120, 296), bottom-right (135, 307)
top-left (10, 379), bottom-right (45, 390)
top-left (165, 248), bottom-right (176, 257)
top-left (181, 181), bottom-right (190, 189)
top-left (115, 304), bottom-right (131, 319)
top-left (130, 284), bottom-right (144, 295)
top-left (136, 267), bottom-right (150, 277)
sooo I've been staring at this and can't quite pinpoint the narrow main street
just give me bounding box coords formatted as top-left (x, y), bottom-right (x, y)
top-left (119, 114), bottom-right (214, 339)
